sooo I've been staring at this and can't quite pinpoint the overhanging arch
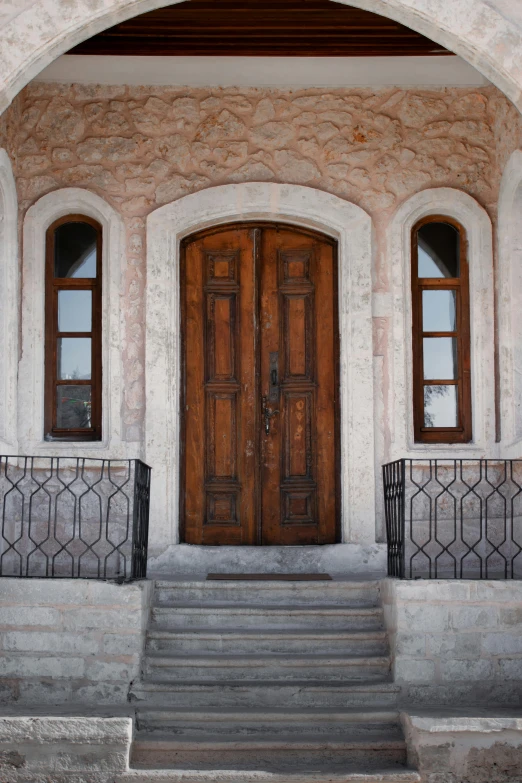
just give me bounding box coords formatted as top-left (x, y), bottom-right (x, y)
top-left (0, 1), bottom-right (520, 116)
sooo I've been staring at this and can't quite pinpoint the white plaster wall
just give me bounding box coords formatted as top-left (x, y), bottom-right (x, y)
top-left (0, 0), bottom-right (520, 117)
top-left (0, 148), bottom-right (18, 453)
top-left (146, 182), bottom-right (374, 556)
top-left (19, 188), bottom-right (136, 458)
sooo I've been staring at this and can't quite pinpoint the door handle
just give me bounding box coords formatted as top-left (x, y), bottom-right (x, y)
top-left (263, 396), bottom-right (279, 435)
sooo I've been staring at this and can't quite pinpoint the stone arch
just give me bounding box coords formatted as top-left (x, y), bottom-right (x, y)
top-left (0, 1), bottom-right (521, 116)
top-left (498, 150), bottom-right (522, 452)
top-left (145, 182), bottom-right (374, 563)
top-left (388, 187), bottom-right (496, 458)
top-left (0, 149), bottom-right (18, 452)
top-left (19, 187), bottom-right (129, 457)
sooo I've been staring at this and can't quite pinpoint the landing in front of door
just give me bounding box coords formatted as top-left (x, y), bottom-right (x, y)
top-left (147, 543), bottom-right (387, 579)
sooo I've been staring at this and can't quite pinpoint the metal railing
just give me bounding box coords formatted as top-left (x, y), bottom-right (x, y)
top-left (383, 459), bottom-right (522, 579)
top-left (0, 456), bottom-right (151, 581)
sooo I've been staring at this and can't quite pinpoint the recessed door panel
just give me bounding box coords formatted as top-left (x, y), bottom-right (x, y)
top-left (181, 224), bottom-right (339, 546)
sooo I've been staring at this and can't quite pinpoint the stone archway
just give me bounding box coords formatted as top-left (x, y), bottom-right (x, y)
top-left (0, 1), bottom-right (521, 116)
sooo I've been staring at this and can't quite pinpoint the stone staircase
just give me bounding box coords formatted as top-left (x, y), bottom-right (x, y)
top-left (125, 578), bottom-right (419, 783)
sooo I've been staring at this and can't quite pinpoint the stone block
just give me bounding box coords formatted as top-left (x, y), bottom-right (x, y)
top-left (0, 655), bottom-right (85, 678)
top-left (395, 580), bottom-right (472, 602)
top-left (482, 633), bottom-right (522, 655)
top-left (102, 634), bottom-right (142, 655)
top-left (427, 632), bottom-right (482, 658)
top-left (61, 608), bottom-right (142, 631)
top-left (471, 580), bottom-right (522, 603)
top-left (3, 632), bottom-right (99, 655)
top-left (498, 658), bottom-right (522, 680)
top-left (500, 607), bottom-right (522, 627)
top-left (394, 658), bottom-right (436, 683)
top-left (0, 607), bottom-right (60, 628)
top-left (450, 606), bottom-right (500, 631)
top-left (0, 580), bottom-right (90, 606)
top-left (395, 633), bottom-right (427, 656)
top-left (397, 605), bottom-right (451, 632)
top-left (73, 681), bottom-right (130, 705)
top-left (85, 659), bottom-right (138, 682)
top-left (18, 680), bottom-right (73, 705)
top-left (439, 657), bottom-right (494, 682)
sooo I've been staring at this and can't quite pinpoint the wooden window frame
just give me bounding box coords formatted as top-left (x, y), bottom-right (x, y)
top-left (411, 215), bottom-right (472, 444)
top-left (44, 215), bottom-right (102, 442)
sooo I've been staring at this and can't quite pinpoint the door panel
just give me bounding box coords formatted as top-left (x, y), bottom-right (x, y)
top-left (181, 224), bottom-right (338, 546)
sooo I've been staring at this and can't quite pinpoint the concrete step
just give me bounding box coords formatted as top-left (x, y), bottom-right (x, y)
top-left (154, 580), bottom-right (381, 607)
top-left (130, 731), bottom-right (407, 770)
top-left (146, 628), bottom-right (389, 656)
top-left (118, 769), bottom-right (421, 783)
top-left (143, 653), bottom-right (390, 682)
top-left (151, 605), bottom-right (384, 630)
top-left (129, 680), bottom-right (399, 709)
top-left (136, 707), bottom-right (400, 737)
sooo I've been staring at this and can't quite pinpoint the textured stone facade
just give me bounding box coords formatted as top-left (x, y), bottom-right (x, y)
top-left (4, 82), bottom-right (521, 440)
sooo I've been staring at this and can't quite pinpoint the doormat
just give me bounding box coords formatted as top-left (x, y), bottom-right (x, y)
top-left (206, 573), bottom-right (332, 581)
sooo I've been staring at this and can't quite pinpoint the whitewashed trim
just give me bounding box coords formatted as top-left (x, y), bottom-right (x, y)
top-left (0, 149), bottom-right (18, 452)
top-left (145, 182), bottom-right (374, 555)
top-left (19, 188), bottom-right (131, 458)
top-left (498, 150), bottom-right (522, 453)
top-left (35, 55), bottom-right (489, 88)
top-left (389, 187), bottom-right (495, 457)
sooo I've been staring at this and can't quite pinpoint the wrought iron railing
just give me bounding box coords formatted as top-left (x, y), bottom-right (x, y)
top-left (0, 456), bottom-right (151, 581)
top-left (383, 459), bottom-right (522, 579)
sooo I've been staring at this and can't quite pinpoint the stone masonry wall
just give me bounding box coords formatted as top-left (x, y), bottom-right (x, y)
top-left (382, 579), bottom-right (522, 706)
top-left (0, 579), bottom-right (152, 705)
top-left (3, 81), bottom-right (520, 443)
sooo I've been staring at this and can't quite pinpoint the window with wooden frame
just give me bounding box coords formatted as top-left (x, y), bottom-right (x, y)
top-left (411, 216), bottom-right (472, 444)
top-left (45, 216), bottom-right (102, 441)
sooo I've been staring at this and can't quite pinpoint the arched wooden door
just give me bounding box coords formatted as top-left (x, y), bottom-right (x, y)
top-left (180, 223), bottom-right (340, 545)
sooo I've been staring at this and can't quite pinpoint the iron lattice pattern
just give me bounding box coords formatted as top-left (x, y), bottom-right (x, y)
top-left (383, 459), bottom-right (522, 579)
top-left (0, 456), bottom-right (151, 580)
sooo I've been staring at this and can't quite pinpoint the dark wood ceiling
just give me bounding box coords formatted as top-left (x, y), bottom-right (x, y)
top-left (69, 0), bottom-right (450, 57)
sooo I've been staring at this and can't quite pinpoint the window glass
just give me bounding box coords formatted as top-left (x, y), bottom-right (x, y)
top-left (56, 386), bottom-right (92, 429)
top-left (54, 222), bottom-right (97, 278)
top-left (423, 337), bottom-right (458, 380)
top-left (57, 337), bottom-right (92, 380)
top-left (424, 385), bottom-right (458, 428)
top-left (58, 290), bottom-right (92, 332)
top-left (422, 290), bottom-right (456, 332)
top-left (417, 222), bottom-right (460, 278)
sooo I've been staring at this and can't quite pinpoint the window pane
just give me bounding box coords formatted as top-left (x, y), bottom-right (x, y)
top-left (54, 222), bottom-right (98, 278)
top-left (58, 290), bottom-right (92, 332)
top-left (417, 222), bottom-right (460, 278)
top-left (56, 385), bottom-right (92, 429)
top-left (424, 385), bottom-right (458, 428)
top-left (58, 337), bottom-right (91, 380)
top-left (423, 337), bottom-right (458, 380)
top-left (422, 290), bottom-right (456, 332)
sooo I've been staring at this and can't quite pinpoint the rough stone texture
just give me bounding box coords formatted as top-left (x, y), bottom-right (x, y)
top-left (0, 580), bottom-right (152, 706)
top-left (0, 716), bottom-right (131, 783)
top-left (403, 713), bottom-right (522, 783)
top-left (4, 82), bottom-right (521, 440)
top-left (382, 580), bottom-right (522, 706)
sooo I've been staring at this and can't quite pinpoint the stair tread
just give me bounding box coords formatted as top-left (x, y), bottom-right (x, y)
top-left (146, 653), bottom-right (389, 663)
top-left (137, 708), bottom-right (400, 718)
top-left (133, 731), bottom-right (405, 749)
top-left (153, 604), bottom-right (381, 612)
top-left (133, 679), bottom-right (399, 691)
top-left (120, 770), bottom-right (420, 782)
top-left (148, 628), bottom-right (387, 638)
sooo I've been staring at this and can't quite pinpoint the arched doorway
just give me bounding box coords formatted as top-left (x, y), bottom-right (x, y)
top-left (180, 222), bottom-right (340, 545)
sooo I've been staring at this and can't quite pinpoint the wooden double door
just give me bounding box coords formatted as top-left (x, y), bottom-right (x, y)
top-left (181, 223), bottom-right (339, 545)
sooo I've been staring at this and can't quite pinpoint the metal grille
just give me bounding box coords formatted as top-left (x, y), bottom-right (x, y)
top-left (383, 459), bottom-right (522, 579)
top-left (0, 456), bottom-right (151, 581)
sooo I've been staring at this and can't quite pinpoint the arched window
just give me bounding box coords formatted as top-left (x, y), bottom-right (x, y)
top-left (45, 215), bottom-right (102, 441)
top-left (411, 216), bottom-right (472, 443)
